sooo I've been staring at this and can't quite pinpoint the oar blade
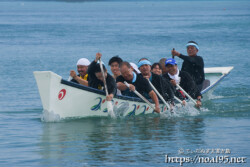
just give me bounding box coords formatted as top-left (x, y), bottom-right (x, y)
top-left (107, 101), bottom-right (116, 118)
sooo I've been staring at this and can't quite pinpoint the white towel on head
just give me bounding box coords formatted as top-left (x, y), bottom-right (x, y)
top-left (77, 58), bottom-right (90, 66)
top-left (129, 62), bottom-right (141, 74)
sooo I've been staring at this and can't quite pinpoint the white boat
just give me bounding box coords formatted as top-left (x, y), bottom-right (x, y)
top-left (33, 66), bottom-right (233, 119)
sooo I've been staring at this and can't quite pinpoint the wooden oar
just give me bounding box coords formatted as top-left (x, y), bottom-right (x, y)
top-left (174, 96), bottom-right (183, 104)
top-left (124, 81), bottom-right (155, 110)
top-left (147, 79), bottom-right (171, 111)
top-left (176, 84), bottom-right (197, 105)
top-left (99, 59), bottom-right (116, 118)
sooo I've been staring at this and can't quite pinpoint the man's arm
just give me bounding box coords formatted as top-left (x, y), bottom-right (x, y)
top-left (171, 50), bottom-right (204, 67)
top-left (179, 54), bottom-right (204, 67)
top-left (107, 74), bottom-right (117, 96)
top-left (161, 77), bottom-right (175, 103)
top-left (73, 76), bottom-right (88, 86)
top-left (87, 53), bottom-right (102, 75)
top-left (117, 82), bottom-right (136, 93)
top-left (149, 90), bottom-right (160, 113)
top-left (181, 72), bottom-right (202, 107)
top-left (117, 82), bottom-right (127, 91)
top-left (70, 70), bottom-right (88, 86)
top-left (116, 76), bottom-right (134, 92)
top-left (196, 96), bottom-right (202, 108)
top-left (106, 94), bottom-right (114, 101)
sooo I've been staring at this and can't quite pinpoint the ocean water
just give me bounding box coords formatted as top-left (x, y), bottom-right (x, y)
top-left (0, 0), bottom-right (250, 166)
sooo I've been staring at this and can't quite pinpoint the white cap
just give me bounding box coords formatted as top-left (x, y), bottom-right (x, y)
top-left (130, 62), bottom-right (141, 74)
top-left (76, 58), bottom-right (90, 66)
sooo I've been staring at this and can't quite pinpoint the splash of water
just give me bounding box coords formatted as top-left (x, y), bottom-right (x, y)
top-left (160, 103), bottom-right (200, 119)
top-left (41, 109), bottom-right (61, 122)
top-left (113, 102), bottom-right (130, 118)
top-left (203, 91), bottom-right (224, 100)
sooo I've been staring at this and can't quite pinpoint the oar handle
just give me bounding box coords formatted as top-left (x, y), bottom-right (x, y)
top-left (123, 81), bottom-right (130, 88)
top-left (99, 59), bottom-right (108, 96)
top-left (174, 96), bottom-right (183, 104)
top-left (172, 48), bottom-right (175, 59)
top-left (176, 84), bottom-right (197, 105)
top-left (124, 81), bottom-right (155, 110)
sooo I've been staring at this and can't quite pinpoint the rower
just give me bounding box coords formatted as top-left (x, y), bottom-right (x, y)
top-left (116, 61), bottom-right (160, 113)
top-left (137, 59), bottom-right (175, 105)
top-left (108, 56), bottom-right (123, 95)
top-left (88, 53), bottom-right (117, 101)
top-left (163, 58), bottom-right (202, 108)
top-left (171, 41), bottom-right (209, 91)
top-left (151, 63), bottom-right (162, 75)
top-left (108, 56), bottom-right (123, 80)
top-left (70, 58), bottom-right (90, 86)
top-left (159, 58), bottom-right (168, 75)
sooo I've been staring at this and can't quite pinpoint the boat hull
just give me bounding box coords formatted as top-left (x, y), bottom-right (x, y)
top-left (33, 66), bottom-right (233, 119)
top-left (34, 71), bottom-right (166, 118)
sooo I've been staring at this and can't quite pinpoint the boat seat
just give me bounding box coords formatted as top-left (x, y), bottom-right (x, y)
top-left (201, 79), bottom-right (210, 91)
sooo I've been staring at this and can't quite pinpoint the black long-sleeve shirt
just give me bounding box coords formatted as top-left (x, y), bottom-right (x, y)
top-left (179, 54), bottom-right (205, 85)
top-left (150, 73), bottom-right (175, 103)
top-left (116, 73), bottom-right (152, 98)
top-left (87, 60), bottom-right (117, 95)
top-left (163, 71), bottom-right (201, 99)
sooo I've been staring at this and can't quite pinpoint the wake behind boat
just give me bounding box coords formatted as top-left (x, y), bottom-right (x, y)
top-left (33, 66), bottom-right (233, 119)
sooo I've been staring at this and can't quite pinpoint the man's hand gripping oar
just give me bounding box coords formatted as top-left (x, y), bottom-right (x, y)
top-left (124, 81), bottom-right (160, 113)
top-left (176, 84), bottom-right (202, 108)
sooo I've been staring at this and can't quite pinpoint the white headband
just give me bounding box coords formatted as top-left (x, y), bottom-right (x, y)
top-left (186, 43), bottom-right (199, 50)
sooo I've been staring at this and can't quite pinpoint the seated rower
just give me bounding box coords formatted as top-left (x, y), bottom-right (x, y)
top-left (116, 61), bottom-right (160, 113)
top-left (108, 56), bottom-right (123, 80)
top-left (151, 63), bottom-right (162, 75)
top-left (159, 58), bottom-right (168, 75)
top-left (137, 59), bottom-right (175, 105)
top-left (88, 53), bottom-right (117, 101)
top-left (163, 58), bottom-right (202, 108)
top-left (171, 41), bottom-right (205, 91)
top-left (70, 58), bottom-right (90, 86)
top-left (108, 56), bottom-right (123, 95)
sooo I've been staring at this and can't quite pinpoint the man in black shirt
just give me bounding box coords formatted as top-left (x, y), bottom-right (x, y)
top-left (171, 41), bottom-right (205, 91)
top-left (88, 53), bottom-right (117, 101)
top-left (116, 62), bottom-right (160, 113)
top-left (108, 56), bottom-right (123, 80)
top-left (163, 58), bottom-right (202, 108)
top-left (137, 59), bottom-right (175, 104)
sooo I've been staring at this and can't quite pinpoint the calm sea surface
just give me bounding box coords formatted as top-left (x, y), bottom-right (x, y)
top-left (0, 0), bottom-right (250, 166)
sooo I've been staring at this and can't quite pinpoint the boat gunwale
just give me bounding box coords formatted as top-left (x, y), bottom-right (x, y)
top-left (61, 67), bottom-right (232, 103)
top-left (61, 79), bottom-right (154, 103)
top-left (201, 73), bottom-right (230, 94)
